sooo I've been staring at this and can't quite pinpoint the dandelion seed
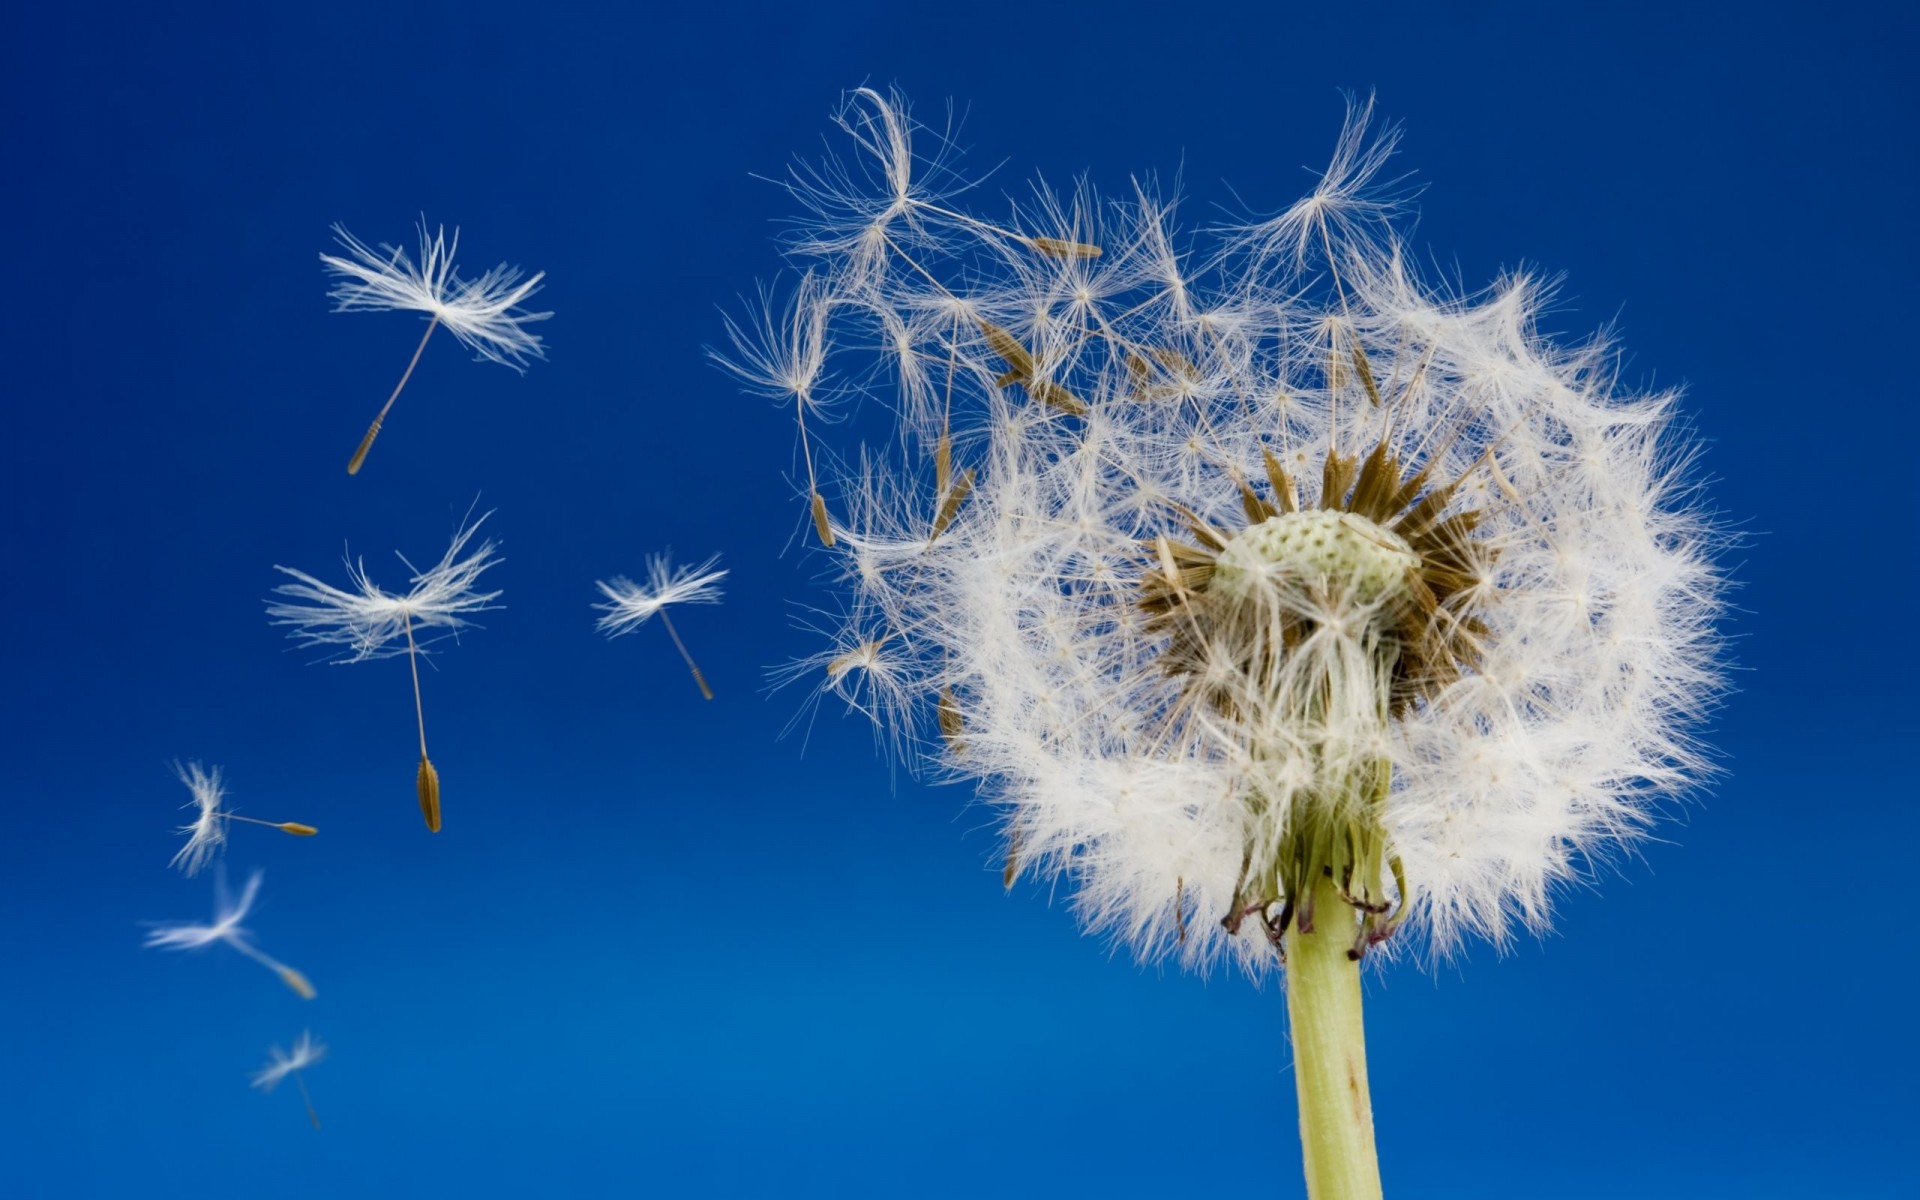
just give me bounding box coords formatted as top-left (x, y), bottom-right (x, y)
top-left (936, 686), bottom-right (965, 752)
top-left (322, 221), bottom-right (550, 475)
top-left (745, 89), bottom-right (1727, 1197)
top-left (267, 509), bottom-right (502, 832)
top-left (978, 322), bottom-right (1086, 415)
top-left (252, 1031), bottom-right (326, 1129)
top-left (167, 762), bottom-right (317, 876)
top-left (1028, 380), bottom-right (1088, 417)
top-left (595, 554), bottom-right (726, 700)
top-left (929, 468), bottom-right (974, 541)
top-left (811, 492), bottom-right (835, 548)
top-left (773, 618), bottom-right (918, 764)
top-left (979, 322), bottom-right (1035, 380)
top-left (1349, 342), bottom-right (1382, 407)
top-left (1026, 236), bottom-right (1103, 260)
top-left (933, 429), bottom-right (953, 496)
top-left (145, 870), bottom-right (315, 999)
top-left (714, 274), bottom-right (838, 544)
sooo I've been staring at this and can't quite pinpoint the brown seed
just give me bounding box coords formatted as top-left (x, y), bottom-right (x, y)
top-left (1351, 344), bottom-right (1383, 406)
top-left (417, 755), bottom-right (442, 834)
top-left (980, 322), bottom-right (1035, 378)
top-left (279, 967), bottom-right (317, 1000)
top-left (277, 822), bottom-right (319, 837)
top-left (1320, 451), bottom-right (1358, 510)
top-left (1027, 236), bottom-right (1103, 259)
top-left (1262, 448), bottom-right (1299, 513)
top-left (937, 687), bottom-right (966, 753)
top-left (1347, 441), bottom-right (1400, 522)
top-left (1126, 348), bottom-right (1199, 399)
top-left (931, 468), bottom-right (975, 540)
top-left (345, 418), bottom-right (383, 476)
top-left (1151, 347), bottom-right (1199, 378)
top-left (1029, 380), bottom-right (1088, 416)
top-left (810, 492), bottom-right (835, 548)
top-left (933, 428), bottom-right (952, 497)
top-left (1238, 476), bottom-right (1277, 525)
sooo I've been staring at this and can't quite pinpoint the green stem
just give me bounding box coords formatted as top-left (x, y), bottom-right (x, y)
top-left (1284, 875), bottom-right (1383, 1200)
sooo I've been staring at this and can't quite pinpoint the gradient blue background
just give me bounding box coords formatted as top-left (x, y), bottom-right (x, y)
top-left (2, 2), bottom-right (1912, 1196)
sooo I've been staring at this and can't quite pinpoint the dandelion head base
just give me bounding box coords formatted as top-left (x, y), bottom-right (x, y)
top-left (1142, 439), bottom-right (1502, 957)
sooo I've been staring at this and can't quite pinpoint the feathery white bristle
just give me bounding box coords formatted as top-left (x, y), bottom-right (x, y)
top-left (321, 220), bottom-right (551, 370)
top-left (251, 1031), bottom-right (327, 1093)
top-left (267, 511), bottom-right (503, 663)
top-left (167, 760), bottom-right (227, 877)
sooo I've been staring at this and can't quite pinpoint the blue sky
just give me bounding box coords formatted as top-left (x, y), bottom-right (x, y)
top-left (1, 2), bottom-right (1913, 1196)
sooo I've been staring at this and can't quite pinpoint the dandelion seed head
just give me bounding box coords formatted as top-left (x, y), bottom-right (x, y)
top-left (747, 91), bottom-right (1728, 974)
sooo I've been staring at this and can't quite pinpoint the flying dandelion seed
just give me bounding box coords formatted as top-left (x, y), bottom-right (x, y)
top-left (771, 613), bottom-right (917, 764)
top-left (714, 275), bottom-right (837, 545)
top-left (168, 761), bottom-right (316, 877)
top-left (321, 220), bottom-right (551, 475)
top-left (267, 509), bottom-right (502, 832)
top-left (739, 89), bottom-right (1727, 1198)
top-left (251, 1031), bottom-right (326, 1129)
top-left (594, 554), bottom-right (726, 700)
top-left (144, 870), bottom-right (316, 999)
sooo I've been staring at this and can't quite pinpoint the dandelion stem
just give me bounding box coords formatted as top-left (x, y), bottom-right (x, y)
top-left (347, 313), bottom-right (440, 475)
top-left (658, 610), bottom-right (713, 700)
top-left (1284, 875), bottom-right (1383, 1200)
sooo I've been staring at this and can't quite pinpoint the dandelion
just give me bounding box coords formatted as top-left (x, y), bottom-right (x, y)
top-left (322, 220), bottom-right (551, 474)
top-left (742, 91), bottom-right (1726, 1198)
top-left (594, 554), bottom-right (726, 699)
top-left (251, 1031), bottom-right (326, 1129)
top-left (267, 509), bottom-right (502, 832)
top-left (144, 870), bottom-right (315, 999)
top-left (167, 761), bottom-right (317, 877)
